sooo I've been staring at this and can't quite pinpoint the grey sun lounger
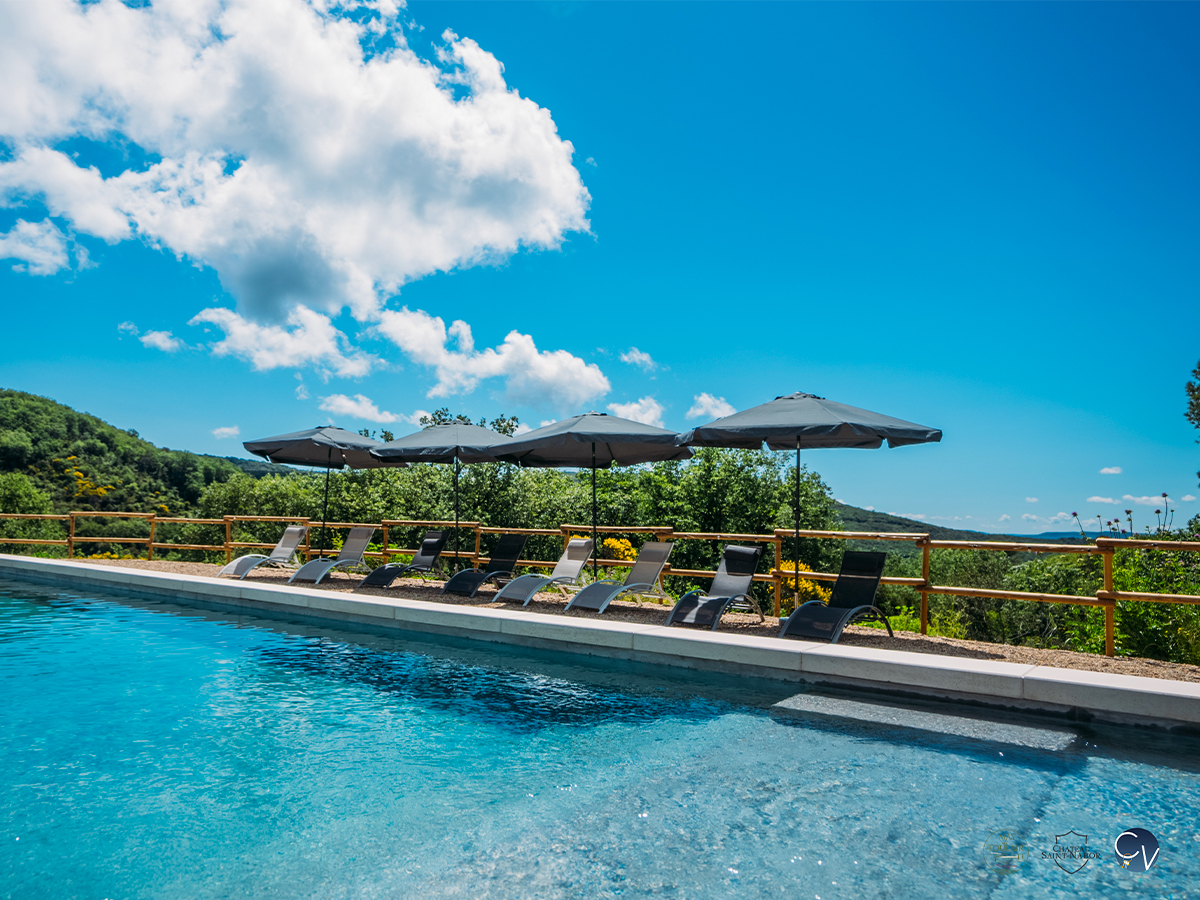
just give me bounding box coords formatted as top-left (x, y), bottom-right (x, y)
top-left (665, 544), bottom-right (763, 630)
top-left (778, 550), bottom-right (893, 642)
top-left (289, 526), bottom-right (376, 585)
top-left (494, 538), bottom-right (594, 606)
top-left (442, 533), bottom-right (530, 597)
top-left (218, 525), bottom-right (309, 579)
top-left (356, 530), bottom-right (449, 590)
top-left (564, 541), bottom-right (674, 614)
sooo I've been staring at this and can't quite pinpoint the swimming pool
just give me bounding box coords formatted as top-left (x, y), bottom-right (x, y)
top-left (2, 577), bottom-right (1198, 899)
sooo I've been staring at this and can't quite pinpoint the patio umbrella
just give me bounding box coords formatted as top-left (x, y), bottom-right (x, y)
top-left (678, 392), bottom-right (941, 597)
top-left (370, 423), bottom-right (515, 572)
top-left (243, 426), bottom-right (392, 554)
top-left (497, 411), bottom-right (693, 578)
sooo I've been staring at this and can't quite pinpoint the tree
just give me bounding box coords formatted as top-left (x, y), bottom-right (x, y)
top-left (418, 407), bottom-right (520, 436)
top-left (1189, 361), bottom-right (1200, 487)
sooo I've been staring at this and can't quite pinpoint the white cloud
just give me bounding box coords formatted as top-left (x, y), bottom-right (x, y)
top-left (864, 506), bottom-right (874, 512)
top-left (686, 392), bottom-right (736, 420)
top-left (140, 330), bottom-right (183, 352)
top-left (0, 1), bottom-right (589, 324)
top-left (1021, 512), bottom-right (1074, 525)
top-left (607, 396), bottom-right (665, 427)
top-left (512, 422), bottom-right (533, 436)
top-left (998, 514), bottom-right (1011, 522)
top-left (117, 321), bottom-right (138, 335)
top-left (294, 373), bottom-right (310, 400)
top-left (190, 305), bottom-right (378, 377)
top-left (318, 393), bottom-right (400, 423)
top-left (211, 426), bottom-right (240, 439)
top-left (375, 307), bottom-right (608, 408)
top-left (0, 218), bottom-right (70, 275)
top-left (1183, 495), bottom-right (1197, 502)
top-left (1087, 496), bottom-right (1118, 504)
top-left (1123, 494), bottom-right (1170, 507)
top-left (619, 347), bottom-right (656, 372)
top-left (1100, 466), bottom-right (1123, 475)
top-left (1025, 497), bottom-right (1038, 503)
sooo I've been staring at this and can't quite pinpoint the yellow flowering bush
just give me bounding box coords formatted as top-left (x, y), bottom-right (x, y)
top-left (776, 560), bottom-right (832, 615)
top-left (602, 537), bottom-right (637, 562)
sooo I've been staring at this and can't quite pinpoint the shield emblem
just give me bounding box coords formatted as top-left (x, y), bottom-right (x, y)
top-left (1054, 830), bottom-right (1090, 875)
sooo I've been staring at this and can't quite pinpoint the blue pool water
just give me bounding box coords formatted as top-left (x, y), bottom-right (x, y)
top-left (2, 578), bottom-right (1199, 899)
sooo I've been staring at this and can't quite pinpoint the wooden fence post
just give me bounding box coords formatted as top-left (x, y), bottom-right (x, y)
top-left (773, 533), bottom-right (783, 617)
top-left (67, 513), bottom-right (76, 558)
top-left (920, 538), bottom-right (931, 635)
top-left (147, 515), bottom-right (156, 561)
top-left (1102, 547), bottom-right (1116, 657)
top-left (224, 516), bottom-right (233, 564)
top-left (473, 525), bottom-right (482, 564)
top-left (381, 524), bottom-right (390, 566)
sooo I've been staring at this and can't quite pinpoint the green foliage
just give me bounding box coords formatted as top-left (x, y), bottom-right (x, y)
top-left (417, 407), bottom-right (521, 436)
top-left (0, 389), bottom-right (242, 515)
top-left (0, 472), bottom-right (62, 553)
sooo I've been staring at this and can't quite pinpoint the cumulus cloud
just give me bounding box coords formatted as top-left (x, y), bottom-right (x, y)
top-left (318, 392), bottom-right (407, 424)
top-left (1021, 512), bottom-right (1073, 525)
top-left (619, 347), bottom-right (656, 372)
top-left (375, 307), bottom-right (608, 408)
top-left (0, 1), bottom-right (590, 322)
top-left (212, 426), bottom-right (240, 439)
top-left (1087, 496), bottom-right (1118, 504)
top-left (190, 305), bottom-right (378, 377)
top-left (999, 514), bottom-right (1011, 522)
top-left (1100, 466), bottom-right (1123, 475)
top-left (606, 396), bottom-right (665, 427)
top-left (1123, 494), bottom-right (1170, 506)
top-left (1183, 495), bottom-right (1197, 502)
top-left (0, 218), bottom-right (70, 275)
top-left (686, 392), bottom-right (736, 420)
top-left (294, 374), bottom-right (310, 401)
top-left (140, 330), bottom-right (183, 352)
top-left (1025, 497), bottom-right (1038, 503)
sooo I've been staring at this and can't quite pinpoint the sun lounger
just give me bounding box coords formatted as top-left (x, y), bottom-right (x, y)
top-left (564, 541), bottom-right (674, 614)
top-left (441, 533), bottom-right (529, 597)
top-left (356, 530), bottom-right (449, 590)
top-left (665, 544), bottom-right (762, 630)
top-left (218, 525), bottom-right (309, 579)
top-left (778, 550), bottom-right (893, 642)
top-left (288, 526), bottom-right (375, 585)
top-left (494, 538), bottom-right (594, 606)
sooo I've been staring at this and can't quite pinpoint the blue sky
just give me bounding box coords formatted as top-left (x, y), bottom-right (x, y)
top-left (1, 1), bottom-right (1197, 534)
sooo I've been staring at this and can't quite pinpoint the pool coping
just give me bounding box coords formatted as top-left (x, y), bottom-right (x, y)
top-left (5, 553), bottom-right (1200, 731)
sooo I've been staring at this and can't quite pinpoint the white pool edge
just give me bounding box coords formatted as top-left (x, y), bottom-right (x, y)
top-left (5, 554), bottom-right (1200, 730)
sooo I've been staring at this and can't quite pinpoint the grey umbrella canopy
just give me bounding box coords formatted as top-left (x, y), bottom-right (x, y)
top-left (243, 426), bottom-right (391, 552)
top-left (497, 411), bottom-right (693, 577)
top-left (679, 392), bottom-right (942, 599)
top-left (370, 423), bottom-right (515, 571)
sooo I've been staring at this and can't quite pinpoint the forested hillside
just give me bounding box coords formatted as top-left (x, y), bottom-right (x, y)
top-left (0, 389), bottom-right (244, 514)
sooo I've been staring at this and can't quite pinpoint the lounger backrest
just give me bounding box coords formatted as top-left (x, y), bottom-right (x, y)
top-left (268, 526), bottom-right (309, 562)
top-left (707, 545), bottom-right (761, 597)
top-left (827, 551), bottom-right (887, 609)
top-left (483, 533), bottom-right (529, 573)
top-left (623, 541), bottom-right (674, 586)
top-left (411, 530), bottom-right (448, 568)
top-left (549, 539), bottom-right (594, 580)
top-left (335, 527), bottom-right (375, 562)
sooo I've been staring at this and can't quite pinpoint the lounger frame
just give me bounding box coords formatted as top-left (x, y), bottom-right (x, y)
top-left (289, 526), bottom-right (376, 586)
top-left (442, 533), bottom-right (530, 598)
top-left (218, 525), bottom-right (309, 580)
top-left (495, 538), bottom-right (594, 606)
top-left (357, 530), bottom-right (449, 590)
top-left (778, 550), bottom-right (894, 642)
top-left (564, 542), bottom-right (674, 614)
top-left (665, 545), bottom-right (762, 630)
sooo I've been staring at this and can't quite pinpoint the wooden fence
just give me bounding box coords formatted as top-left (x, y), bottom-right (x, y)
top-left (2, 512), bottom-right (1198, 657)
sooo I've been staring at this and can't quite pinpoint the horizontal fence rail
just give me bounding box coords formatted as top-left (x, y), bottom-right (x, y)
top-left (3, 512), bottom-right (1199, 656)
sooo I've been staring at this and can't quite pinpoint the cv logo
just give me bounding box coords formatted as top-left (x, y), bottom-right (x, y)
top-left (1114, 828), bottom-right (1160, 872)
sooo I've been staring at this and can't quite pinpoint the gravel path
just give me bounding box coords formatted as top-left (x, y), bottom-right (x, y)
top-left (72, 558), bottom-right (1200, 684)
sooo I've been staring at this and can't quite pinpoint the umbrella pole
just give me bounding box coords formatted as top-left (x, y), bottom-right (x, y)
top-left (454, 454), bottom-right (461, 574)
top-left (321, 446), bottom-right (332, 557)
top-left (592, 442), bottom-right (598, 580)
top-left (794, 439), bottom-right (801, 603)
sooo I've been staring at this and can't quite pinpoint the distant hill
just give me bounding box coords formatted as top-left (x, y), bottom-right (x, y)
top-left (833, 502), bottom-right (1089, 556)
top-left (0, 389), bottom-right (277, 515)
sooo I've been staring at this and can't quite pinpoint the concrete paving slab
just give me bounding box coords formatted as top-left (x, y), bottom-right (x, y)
top-left (632, 629), bottom-right (803, 671)
top-left (802, 643), bottom-right (1036, 699)
top-left (1023, 667), bottom-right (1200, 724)
top-left (499, 613), bottom-right (647, 649)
